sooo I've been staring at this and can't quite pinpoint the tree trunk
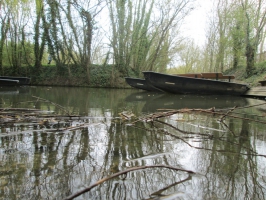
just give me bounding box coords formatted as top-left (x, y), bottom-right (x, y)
top-left (82, 11), bottom-right (92, 84)
top-left (232, 23), bottom-right (242, 69)
top-left (0, 16), bottom-right (9, 72)
top-left (245, 43), bottom-right (255, 75)
top-left (34, 0), bottom-right (43, 70)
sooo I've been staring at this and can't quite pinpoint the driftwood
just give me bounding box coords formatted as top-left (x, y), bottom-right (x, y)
top-left (1, 96), bottom-right (266, 132)
top-left (63, 164), bottom-right (195, 200)
top-left (130, 102), bottom-right (266, 159)
top-left (0, 96), bottom-right (90, 135)
top-left (153, 119), bottom-right (265, 158)
top-left (149, 174), bottom-right (191, 198)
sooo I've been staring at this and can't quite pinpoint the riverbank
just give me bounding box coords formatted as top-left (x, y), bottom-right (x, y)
top-left (1, 62), bottom-right (266, 88)
top-left (224, 62), bottom-right (266, 87)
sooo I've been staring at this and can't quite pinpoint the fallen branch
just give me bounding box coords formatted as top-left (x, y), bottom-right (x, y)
top-left (63, 165), bottom-right (195, 200)
top-left (220, 106), bottom-right (237, 122)
top-left (32, 95), bottom-right (71, 115)
top-left (150, 174), bottom-right (191, 197)
top-left (136, 106), bottom-right (266, 125)
top-left (154, 120), bottom-right (264, 157)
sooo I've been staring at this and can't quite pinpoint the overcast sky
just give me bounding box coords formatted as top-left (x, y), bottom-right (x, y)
top-left (181, 0), bottom-right (213, 46)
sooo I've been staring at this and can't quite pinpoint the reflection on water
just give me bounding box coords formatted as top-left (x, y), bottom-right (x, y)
top-left (0, 87), bottom-right (266, 199)
top-left (125, 91), bottom-right (249, 113)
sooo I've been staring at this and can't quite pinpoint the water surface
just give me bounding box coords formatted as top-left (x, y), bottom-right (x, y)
top-left (0, 86), bottom-right (265, 199)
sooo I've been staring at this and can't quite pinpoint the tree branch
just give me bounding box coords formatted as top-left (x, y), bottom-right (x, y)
top-left (63, 164), bottom-right (195, 200)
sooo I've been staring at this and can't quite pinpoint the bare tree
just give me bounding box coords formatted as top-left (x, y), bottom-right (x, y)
top-left (107, 0), bottom-right (194, 77)
top-left (1, 0), bottom-right (32, 74)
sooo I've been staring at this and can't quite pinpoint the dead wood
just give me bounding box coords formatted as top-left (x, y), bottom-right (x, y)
top-left (32, 96), bottom-right (71, 115)
top-left (63, 164), bottom-right (195, 200)
top-left (150, 174), bottom-right (192, 197)
top-left (152, 120), bottom-right (264, 158)
top-left (135, 104), bottom-right (266, 125)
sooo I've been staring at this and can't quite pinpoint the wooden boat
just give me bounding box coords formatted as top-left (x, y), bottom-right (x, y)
top-left (125, 77), bottom-right (162, 92)
top-left (0, 78), bottom-right (19, 86)
top-left (143, 71), bottom-right (250, 95)
top-left (0, 76), bottom-right (31, 85)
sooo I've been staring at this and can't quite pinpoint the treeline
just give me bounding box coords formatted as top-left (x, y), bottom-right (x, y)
top-left (0, 0), bottom-right (266, 86)
top-left (175, 0), bottom-right (266, 77)
top-left (0, 0), bottom-right (193, 85)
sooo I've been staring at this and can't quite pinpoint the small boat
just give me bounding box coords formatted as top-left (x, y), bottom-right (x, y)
top-left (143, 71), bottom-right (250, 96)
top-left (125, 77), bottom-right (162, 92)
top-left (0, 76), bottom-right (31, 85)
top-left (0, 78), bottom-right (19, 86)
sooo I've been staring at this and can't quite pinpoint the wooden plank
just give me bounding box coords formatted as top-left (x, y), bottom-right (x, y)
top-left (201, 73), bottom-right (235, 81)
top-left (201, 72), bottom-right (228, 79)
top-left (221, 75), bottom-right (235, 82)
top-left (201, 72), bottom-right (223, 79)
top-left (172, 72), bottom-right (235, 81)
top-left (173, 73), bottom-right (203, 78)
top-left (244, 87), bottom-right (266, 97)
top-left (221, 75), bottom-right (235, 79)
top-left (258, 80), bottom-right (266, 86)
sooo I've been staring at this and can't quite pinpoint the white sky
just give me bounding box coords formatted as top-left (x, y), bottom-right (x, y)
top-left (181, 0), bottom-right (213, 46)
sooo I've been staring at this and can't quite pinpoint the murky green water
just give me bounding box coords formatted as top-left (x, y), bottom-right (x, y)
top-left (0, 86), bottom-right (266, 199)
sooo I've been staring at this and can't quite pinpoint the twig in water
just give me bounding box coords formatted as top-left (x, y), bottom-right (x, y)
top-left (32, 95), bottom-right (71, 116)
top-left (220, 106), bottom-right (237, 122)
top-left (63, 165), bottom-right (195, 200)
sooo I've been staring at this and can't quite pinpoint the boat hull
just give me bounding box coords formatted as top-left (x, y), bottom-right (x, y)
top-left (143, 71), bottom-right (250, 95)
top-left (0, 76), bottom-right (31, 85)
top-left (125, 77), bottom-right (161, 92)
top-left (0, 79), bottom-right (19, 86)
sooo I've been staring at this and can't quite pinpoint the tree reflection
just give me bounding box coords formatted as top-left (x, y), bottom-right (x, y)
top-left (1, 88), bottom-right (266, 199)
top-left (193, 115), bottom-right (266, 200)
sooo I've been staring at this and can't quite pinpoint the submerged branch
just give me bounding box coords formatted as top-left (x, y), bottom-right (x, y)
top-left (135, 104), bottom-right (266, 125)
top-left (63, 165), bottom-right (195, 200)
top-left (153, 120), bottom-right (265, 158)
top-left (0, 96), bottom-right (107, 135)
top-left (160, 127), bottom-right (265, 157)
top-left (150, 174), bottom-right (192, 197)
top-left (32, 95), bottom-right (71, 115)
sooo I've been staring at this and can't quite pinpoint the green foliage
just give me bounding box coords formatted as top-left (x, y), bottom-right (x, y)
top-left (249, 62), bottom-right (266, 78)
top-left (224, 61), bottom-right (266, 86)
top-left (90, 65), bottom-right (113, 87)
top-left (34, 65), bottom-right (57, 82)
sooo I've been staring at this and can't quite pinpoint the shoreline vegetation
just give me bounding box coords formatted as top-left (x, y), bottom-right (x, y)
top-left (1, 61), bottom-right (266, 88)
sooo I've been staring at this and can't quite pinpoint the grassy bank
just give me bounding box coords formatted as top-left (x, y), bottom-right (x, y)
top-left (224, 61), bottom-right (266, 87)
top-left (1, 61), bottom-right (266, 88)
top-left (1, 64), bottom-right (129, 88)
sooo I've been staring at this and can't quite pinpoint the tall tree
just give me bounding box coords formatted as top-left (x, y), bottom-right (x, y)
top-left (215, 0), bottom-right (229, 72)
top-left (230, 6), bottom-right (245, 69)
top-left (34, 0), bottom-right (45, 70)
top-left (1, 0), bottom-right (32, 74)
top-left (107, 0), bottom-right (194, 77)
top-left (240, 0), bottom-right (266, 76)
top-left (0, 0), bottom-right (11, 72)
top-left (202, 3), bottom-right (218, 72)
top-left (177, 39), bottom-right (200, 73)
top-left (146, 0), bottom-right (193, 72)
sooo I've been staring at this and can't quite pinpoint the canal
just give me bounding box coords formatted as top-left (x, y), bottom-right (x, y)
top-left (0, 86), bottom-right (266, 199)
